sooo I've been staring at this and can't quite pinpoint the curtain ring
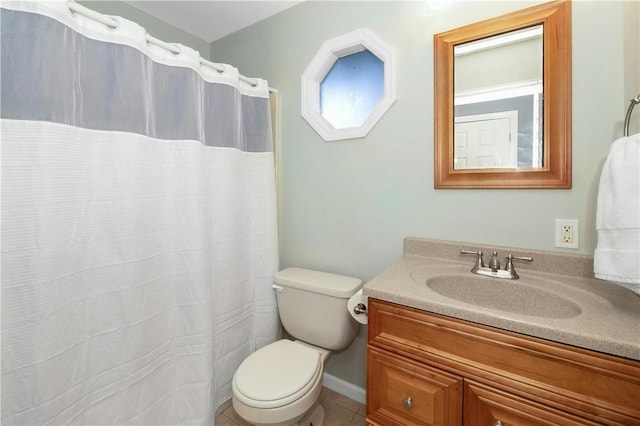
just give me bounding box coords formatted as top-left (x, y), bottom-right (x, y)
top-left (68, 1), bottom-right (119, 30)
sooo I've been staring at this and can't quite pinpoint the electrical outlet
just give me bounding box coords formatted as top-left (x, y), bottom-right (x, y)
top-left (555, 219), bottom-right (579, 249)
top-left (561, 224), bottom-right (573, 243)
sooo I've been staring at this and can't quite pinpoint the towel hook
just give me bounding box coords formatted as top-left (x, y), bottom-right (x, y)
top-left (623, 94), bottom-right (640, 137)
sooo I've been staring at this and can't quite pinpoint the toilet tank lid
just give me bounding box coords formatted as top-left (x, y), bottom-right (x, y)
top-left (275, 268), bottom-right (362, 298)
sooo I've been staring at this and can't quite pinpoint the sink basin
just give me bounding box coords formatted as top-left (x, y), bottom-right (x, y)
top-left (426, 274), bottom-right (582, 318)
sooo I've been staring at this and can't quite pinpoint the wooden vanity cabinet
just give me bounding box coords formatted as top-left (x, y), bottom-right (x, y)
top-left (366, 299), bottom-right (640, 426)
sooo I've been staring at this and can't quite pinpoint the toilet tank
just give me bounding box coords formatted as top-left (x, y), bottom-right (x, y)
top-left (274, 268), bottom-right (362, 351)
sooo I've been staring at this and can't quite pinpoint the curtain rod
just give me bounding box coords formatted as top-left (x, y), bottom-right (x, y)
top-left (67, 0), bottom-right (268, 90)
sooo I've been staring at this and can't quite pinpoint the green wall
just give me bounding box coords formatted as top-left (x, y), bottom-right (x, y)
top-left (78, 1), bottom-right (210, 58)
top-left (211, 1), bottom-right (639, 389)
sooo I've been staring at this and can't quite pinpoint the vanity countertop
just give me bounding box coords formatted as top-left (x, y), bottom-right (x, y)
top-left (363, 238), bottom-right (640, 361)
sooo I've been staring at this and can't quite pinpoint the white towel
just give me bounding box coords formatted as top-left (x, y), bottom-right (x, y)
top-left (594, 133), bottom-right (640, 295)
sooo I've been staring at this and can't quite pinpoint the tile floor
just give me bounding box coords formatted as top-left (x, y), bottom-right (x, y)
top-left (215, 387), bottom-right (366, 426)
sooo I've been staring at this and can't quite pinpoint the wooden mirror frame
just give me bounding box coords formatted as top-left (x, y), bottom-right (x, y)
top-left (434, 0), bottom-right (571, 189)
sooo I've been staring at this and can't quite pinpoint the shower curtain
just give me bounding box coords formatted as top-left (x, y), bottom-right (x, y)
top-left (1, 2), bottom-right (279, 424)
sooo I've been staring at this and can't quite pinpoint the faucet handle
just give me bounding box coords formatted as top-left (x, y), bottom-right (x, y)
top-left (506, 254), bottom-right (533, 263)
top-left (504, 254), bottom-right (533, 279)
top-left (461, 250), bottom-right (485, 271)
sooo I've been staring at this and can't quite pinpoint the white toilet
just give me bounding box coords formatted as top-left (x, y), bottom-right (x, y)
top-left (232, 267), bottom-right (362, 426)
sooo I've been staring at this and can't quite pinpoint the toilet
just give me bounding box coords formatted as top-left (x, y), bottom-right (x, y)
top-left (232, 267), bottom-right (362, 426)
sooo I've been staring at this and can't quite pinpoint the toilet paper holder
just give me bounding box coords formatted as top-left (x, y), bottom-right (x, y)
top-left (353, 303), bottom-right (367, 316)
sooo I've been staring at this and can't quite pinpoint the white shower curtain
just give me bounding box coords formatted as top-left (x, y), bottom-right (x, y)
top-left (1, 2), bottom-right (279, 425)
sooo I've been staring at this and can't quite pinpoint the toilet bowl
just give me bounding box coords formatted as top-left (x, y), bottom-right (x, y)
top-left (231, 268), bottom-right (362, 426)
top-left (232, 340), bottom-right (329, 426)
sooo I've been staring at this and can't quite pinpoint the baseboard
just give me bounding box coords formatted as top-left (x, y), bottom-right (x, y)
top-left (322, 372), bottom-right (366, 405)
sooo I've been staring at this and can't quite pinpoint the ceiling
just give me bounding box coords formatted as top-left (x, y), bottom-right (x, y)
top-left (125, 1), bottom-right (302, 42)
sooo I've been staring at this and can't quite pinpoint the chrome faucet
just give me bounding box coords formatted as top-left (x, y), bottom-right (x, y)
top-left (461, 250), bottom-right (532, 279)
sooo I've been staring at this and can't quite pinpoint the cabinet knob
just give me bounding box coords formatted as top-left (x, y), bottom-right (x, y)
top-left (403, 396), bottom-right (413, 409)
top-left (493, 421), bottom-right (504, 426)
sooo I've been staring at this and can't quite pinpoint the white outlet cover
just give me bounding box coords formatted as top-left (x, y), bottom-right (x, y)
top-left (555, 218), bottom-right (579, 249)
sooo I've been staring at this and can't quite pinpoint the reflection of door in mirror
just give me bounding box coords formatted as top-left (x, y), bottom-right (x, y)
top-left (455, 111), bottom-right (518, 169)
top-left (454, 25), bottom-right (543, 170)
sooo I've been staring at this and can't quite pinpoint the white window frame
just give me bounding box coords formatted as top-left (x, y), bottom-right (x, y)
top-left (301, 28), bottom-right (397, 141)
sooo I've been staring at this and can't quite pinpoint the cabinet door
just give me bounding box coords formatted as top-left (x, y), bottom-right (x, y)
top-left (463, 381), bottom-right (601, 426)
top-left (367, 346), bottom-right (462, 426)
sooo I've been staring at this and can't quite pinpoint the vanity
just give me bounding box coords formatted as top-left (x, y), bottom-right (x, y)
top-left (363, 238), bottom-right (640, 426)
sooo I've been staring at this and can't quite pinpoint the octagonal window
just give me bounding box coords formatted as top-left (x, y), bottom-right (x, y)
top-left (320, 50), bottom-right (384, 129)
top-left (301, 28), bottom-right (397, 141)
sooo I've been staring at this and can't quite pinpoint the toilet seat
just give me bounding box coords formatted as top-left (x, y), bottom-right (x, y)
top-left (233, 340), bottom-right (322, 409)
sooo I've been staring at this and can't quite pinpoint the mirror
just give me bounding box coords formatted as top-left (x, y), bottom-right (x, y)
top-left (434, 0), bottom-right (571, 188)
top-left (454, 25), bottom-right (543, 170)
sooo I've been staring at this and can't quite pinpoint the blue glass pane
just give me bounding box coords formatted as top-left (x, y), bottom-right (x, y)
top-left (320, 50), bottom-right (384, 129)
